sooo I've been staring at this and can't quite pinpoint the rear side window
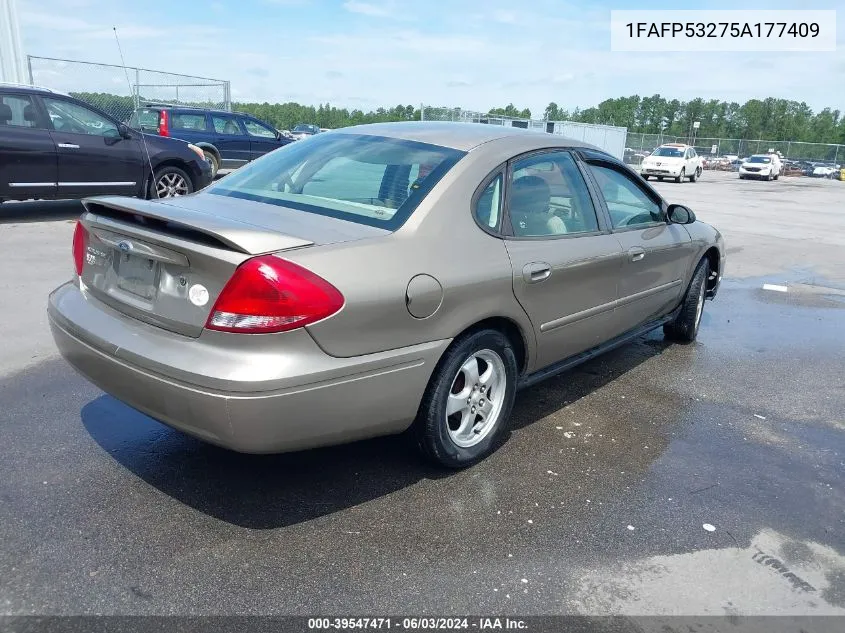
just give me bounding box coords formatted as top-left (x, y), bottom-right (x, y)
top-left (207, 133), bottom-right (465, 230)
top-left (171, 113), bottom-right (208, 131)
top-left (0, 94), bottom-right (40, 128)
top-left (474, 174), bottom-right (503, 230)
top-left (129, 108), bottom-right (160, 132)
top-left (212, 115), bottom-right (242, 135)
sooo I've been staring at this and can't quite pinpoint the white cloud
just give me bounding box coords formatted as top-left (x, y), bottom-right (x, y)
top-left (342, 1), bottom-right (393, 18)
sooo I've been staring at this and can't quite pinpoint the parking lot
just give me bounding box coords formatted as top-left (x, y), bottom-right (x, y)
top-left (1, 171), bottom-right (844, 615)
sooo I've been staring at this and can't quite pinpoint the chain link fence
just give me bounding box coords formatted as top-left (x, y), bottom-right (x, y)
top-left (27, 55), bottom-right (231, 123)
top-left (624, 132), bottom-right (843, 166)
top-left (420, 105), bottom-right (628, 159)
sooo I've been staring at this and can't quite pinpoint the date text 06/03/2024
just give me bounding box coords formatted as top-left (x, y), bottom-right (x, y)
top-left (306, 617), bottom-right (528, 630)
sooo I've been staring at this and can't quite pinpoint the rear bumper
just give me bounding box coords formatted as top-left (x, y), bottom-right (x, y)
top-left (48, 282), bottom-right (449, 453)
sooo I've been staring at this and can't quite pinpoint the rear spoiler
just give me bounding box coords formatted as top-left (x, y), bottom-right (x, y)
top-left (81, 197), bottom-right (314, 255)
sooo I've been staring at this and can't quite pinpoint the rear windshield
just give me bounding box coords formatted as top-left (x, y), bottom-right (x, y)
top-left (206, 133), bottom-right (466, 230)
top-left (652, 147), bottom-right (684, 157)
top-left (747, 156), bottom-right (771, 163)
top-left (129, 108), bottom-right (160, 132)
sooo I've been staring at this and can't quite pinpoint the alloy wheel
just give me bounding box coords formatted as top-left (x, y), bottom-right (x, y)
top-left (445, 349), bottom-right (507, 448)
top-left (156, 173), bottom-right (189, 198)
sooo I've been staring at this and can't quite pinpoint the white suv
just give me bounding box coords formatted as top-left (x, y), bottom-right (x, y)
top-left (739, 154), bottom-right (781, 181)
top-left (640, 144), bottom-right (703, 183)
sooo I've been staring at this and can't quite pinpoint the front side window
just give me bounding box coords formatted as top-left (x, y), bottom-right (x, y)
top-left (507, 151), bottom-right (599, 237)
top-left (243, 119), bottom-right (277, 138)
top-left (587, 163), bottom-right (663, 229)
top-left (212, 115), bottom-right (242, 135)
top-left (171, 113), bottom-right (208, 131)
top-left (207, 133), bottom-right (465, 230)
top-left (43, 98), bottom-right (118, 137)
top-left (0, 94), bottom-right (40, 128)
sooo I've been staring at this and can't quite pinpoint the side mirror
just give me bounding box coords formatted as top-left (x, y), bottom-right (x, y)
top-left (667, 204), bottom-right (696, 224)
top-left (118, 123), bottom-right (132, 139)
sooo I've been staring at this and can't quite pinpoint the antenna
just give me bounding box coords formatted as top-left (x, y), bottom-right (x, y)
top-left (113, 27), bottom-right (158, 198)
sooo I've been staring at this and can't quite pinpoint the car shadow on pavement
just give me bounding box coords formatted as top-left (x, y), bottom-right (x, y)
top-left (80, 332), bottom-right (673, 530)
top-left (0, 200), bottom-right (84, 223)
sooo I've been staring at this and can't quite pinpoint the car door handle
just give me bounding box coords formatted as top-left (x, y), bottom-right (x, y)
top-left (523, 262), bottom-right (552, 283)
top-left (57, 143), bottom-right (80, 149)
top-left (629, 247), bottom-right (646, 262)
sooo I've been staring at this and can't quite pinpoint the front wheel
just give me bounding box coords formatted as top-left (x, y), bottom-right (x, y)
top-left (414, 329), bottom-right (518, 468)
top-left (203, 151), bottom-right (219, 179)
top-left (664, 259), bottom-right (709, 343)
top-left (675, 168), bottom-right (685, 183)
top-left (150, 166), bottom-right (193, 199)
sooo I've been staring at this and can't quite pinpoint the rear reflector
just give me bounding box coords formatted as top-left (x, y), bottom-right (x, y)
top-left (206, 255), bottom-right (344, 334)
top-left (72, 221), bottom-right (88, 276)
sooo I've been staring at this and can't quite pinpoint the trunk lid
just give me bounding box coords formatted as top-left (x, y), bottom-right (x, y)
top-left (78, 194), bottom-right (387, 337)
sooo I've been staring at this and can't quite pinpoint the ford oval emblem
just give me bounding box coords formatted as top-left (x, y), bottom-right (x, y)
top-left (117, 240), bottom-right (132, 252)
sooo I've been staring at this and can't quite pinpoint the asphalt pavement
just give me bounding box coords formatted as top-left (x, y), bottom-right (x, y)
top-left (1, 173), bottom-right (843, 616)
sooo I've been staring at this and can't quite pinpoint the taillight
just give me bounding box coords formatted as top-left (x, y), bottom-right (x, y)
top-left (206, 256), bottom-right (344, 334)
top-left (72, 221), bottom-right (88, 276)
top-left (158, 110), bottom-right (169, 137)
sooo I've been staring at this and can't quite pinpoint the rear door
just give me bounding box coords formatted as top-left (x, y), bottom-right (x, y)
top-left (0, 91), bottom-right (58, 199)
top-left (500, 150), bottom-right (624, 370)
top-left (240, 116), bottom-right (284, 160)
top-left (582, 156), bottom-right (692, 333)
top-left (209, 114), bottom-right (251, 169)
top-left (42, 96), bottom-right (143, 198)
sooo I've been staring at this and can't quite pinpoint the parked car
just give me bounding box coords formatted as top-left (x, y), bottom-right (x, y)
top-left (639, 143), bottom-right (703, 183)
top-left (290, 123), bottom-right (320, 140)
top-left (738, 154), bottom-right (781, 180)
top-left (48, 122), bottom-right (724, 468)
top-left (0, 84), bottom-right (212, 203)
top-left (127, 104), bottom-right (293, 177)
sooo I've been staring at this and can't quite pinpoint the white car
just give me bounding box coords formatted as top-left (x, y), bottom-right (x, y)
top-left (640, 143), bottom-right (703, 183)
top-left (739, 154), bottom-right (781, 181)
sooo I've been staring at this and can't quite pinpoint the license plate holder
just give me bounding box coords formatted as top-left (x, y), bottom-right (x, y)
top-left (115, 253), bottom-right (158, 299)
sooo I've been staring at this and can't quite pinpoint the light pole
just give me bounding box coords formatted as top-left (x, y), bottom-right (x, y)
top-left (0, 0), bottom-right (28, 84)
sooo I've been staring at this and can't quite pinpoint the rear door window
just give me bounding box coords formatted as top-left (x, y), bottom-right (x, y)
top-left (211, 115), bottom-right (243, 135)
top-left (0, 94), bottom-right (42, 128)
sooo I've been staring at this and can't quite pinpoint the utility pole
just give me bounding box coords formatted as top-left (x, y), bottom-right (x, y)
top-left (0, 0), bottom-right (28, 84)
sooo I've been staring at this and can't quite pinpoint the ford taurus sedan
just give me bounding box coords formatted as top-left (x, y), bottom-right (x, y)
top-left (48, 122), bottom-right (725, 468)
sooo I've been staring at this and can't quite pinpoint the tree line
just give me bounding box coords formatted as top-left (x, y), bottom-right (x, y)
top-left (71, 91), bottom-right (844, 145)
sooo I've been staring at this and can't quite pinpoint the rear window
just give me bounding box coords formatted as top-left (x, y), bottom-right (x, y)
top-left (129, 108), bottom-right (160, 132)
top-left (206, 133), bottom-right (465, 230)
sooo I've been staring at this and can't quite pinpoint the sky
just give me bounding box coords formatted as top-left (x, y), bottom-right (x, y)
top-left (15, 0), bottom-right (845, 115)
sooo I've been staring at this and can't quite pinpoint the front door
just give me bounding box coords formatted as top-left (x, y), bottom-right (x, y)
top-left (583, 160), bottom-right (692, 333)
top-left (0, 91), bottom-right (57, 200)
top-left (210, 114), bottom-right (251, 169)
top-left (501, 150), bottom-right (624, 371)
top-left (241, 116), bottom-right (284, 160)
top-left (42, 96), bottom-right (143, 198)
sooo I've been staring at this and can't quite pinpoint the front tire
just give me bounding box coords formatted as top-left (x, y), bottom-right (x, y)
top-left (203, 151), bottom-right (219, 179)
top-left (675, 168), bottom-right (685, 183)
top-left (664, 259), bottom-right (709, 343)
top-left (414, 329), bottom-right (518, 468)
top-left (150, 166), bottom-right (193, 199)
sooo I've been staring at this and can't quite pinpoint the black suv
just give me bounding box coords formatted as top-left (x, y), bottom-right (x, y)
top-left (128, 104), bottom-right (292, 177)
top-left (0, 84), bottom-right (212, 203)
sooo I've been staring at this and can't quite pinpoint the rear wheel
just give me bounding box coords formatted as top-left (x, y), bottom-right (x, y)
top-left (414, 329), bottom-right (518, 468)
top-left (689, 167), bottom-right (700, 182)
top-left (151, 166), bottom-right (193, 199)
top-left (675, 168), bottom-right (685, 183)
top-left (664, 259), bottom-right (709, 343)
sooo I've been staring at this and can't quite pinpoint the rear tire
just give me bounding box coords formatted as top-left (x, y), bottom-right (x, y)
top-left (150, 166), bottom-right (193, 199)
top-left (675, 168), bottom-right (685, 183)
top-left (414, 329), bottom-right (518, 468)
top-left (689, 167), bottom-right (699, 182)
top-left (664, 259), bottom-right (709, 343)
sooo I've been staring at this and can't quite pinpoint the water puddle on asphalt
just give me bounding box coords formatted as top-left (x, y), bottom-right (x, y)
top-left (572, 528), bottom-right (845, 615)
